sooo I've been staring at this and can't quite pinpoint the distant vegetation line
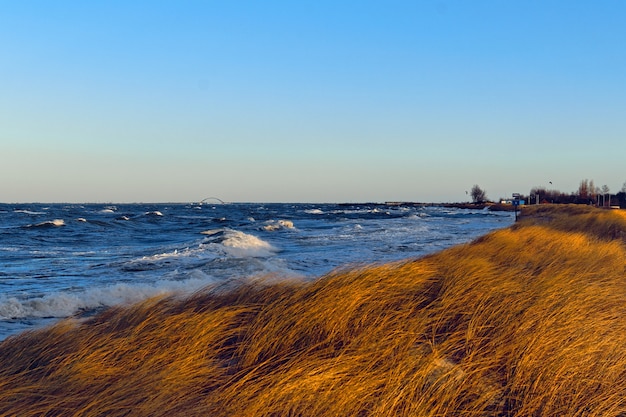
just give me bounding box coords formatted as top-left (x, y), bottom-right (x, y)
top-left (469, 179), bottom-right (626, 208)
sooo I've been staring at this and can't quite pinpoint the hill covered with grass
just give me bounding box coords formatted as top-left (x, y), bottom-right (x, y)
top-left (2, 205), bottom-right (626, 416)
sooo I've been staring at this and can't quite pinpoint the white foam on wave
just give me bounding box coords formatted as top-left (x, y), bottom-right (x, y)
top-left (200, 229), bottom-right (222, 236)
top-left (305, 209), bottom-right (324, 215)
top-left (25, 219), bottom-right (66, 228)
top-left (263, 219), bottom-right (295, 231)
top-left (221, 230), bottom-right (277, 257)
top-left (0, 260), bottom-right (303, 321)
top-left (0, 271), bottom-right (218, 320)
top-left (136, 245), bottom-right (215, 263)
top-left (122, 229), bottom-right (277, 274)
top-left (331, 208), bottom-right (389, 216)
top-left (200, 228), bottom-right (277, 258)
top-left (407, 213), bottom-right (429, 220)
top-left (14, 210), bottom-right (46, 215)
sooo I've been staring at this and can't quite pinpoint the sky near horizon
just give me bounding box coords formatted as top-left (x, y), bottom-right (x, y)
top-left (2, 1), bottom-right (625, 203)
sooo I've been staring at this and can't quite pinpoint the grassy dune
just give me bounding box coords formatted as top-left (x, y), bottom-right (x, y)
top-left (2, 205), bottom-right (626, 416)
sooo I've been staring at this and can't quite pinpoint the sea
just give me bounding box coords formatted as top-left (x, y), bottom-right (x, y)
top-left (0, 203), bottom-right (514, 341)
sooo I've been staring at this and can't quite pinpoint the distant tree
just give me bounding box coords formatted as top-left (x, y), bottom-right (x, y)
top-left (600, 185), bottom-right (610, 207)
top-left (617, 189), bottom-right (626, 209)
top-left (470, 184), bottom-right (487, 203)
top-left (590, 180), bottom-right (597, 200)
top-left (530, 186), bottom-right (547, 204)
top-left (530, 186), bottom-right (576, 204)
top-left (578, 179), bottom-right (590, 199)
top-left (576, 179), bottom-right (601, 204)
top-left (621, 181), bottom-right (626, 194)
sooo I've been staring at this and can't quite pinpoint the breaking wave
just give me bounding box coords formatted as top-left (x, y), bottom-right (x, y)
top-left (23, 219), bottom-right (66, 229)
top-left (202, 229), bottom-right (277, 258)
top-left (0, 273), bottom-right (217, 320)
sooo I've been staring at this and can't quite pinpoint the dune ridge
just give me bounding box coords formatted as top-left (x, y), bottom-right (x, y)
top-left (2, 205), bottom-right (626, 416)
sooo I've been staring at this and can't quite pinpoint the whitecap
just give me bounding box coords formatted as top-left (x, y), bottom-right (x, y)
top-left (14, 210), bottom-right (45, 215)
top-left (200, 229), bottom-right (223, 236)
top-left (25, 219), bottom-right (65, 228)
top-left (0, 272), bottom-right (218, 320)
top-left (137, 246), bottom-right (214, 263)
top-left (263, 219), bottom-right (295, 231)
top-left (220, 230), bottom-right (277, 258)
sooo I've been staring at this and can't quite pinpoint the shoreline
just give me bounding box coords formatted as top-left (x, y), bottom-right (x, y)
top-left (2, 205), bottom-right (626, 416)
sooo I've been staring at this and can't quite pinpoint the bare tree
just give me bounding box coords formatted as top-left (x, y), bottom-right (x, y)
top-left (578, 179), bottom-right (590, 199)
top-left (601, 184), bottom-right (610, 207)
top-left (470, 184), bottom-right (487, 204)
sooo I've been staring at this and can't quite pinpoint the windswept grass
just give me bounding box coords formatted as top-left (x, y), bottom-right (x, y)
top-left (2, 205), bottom-right (626, 416)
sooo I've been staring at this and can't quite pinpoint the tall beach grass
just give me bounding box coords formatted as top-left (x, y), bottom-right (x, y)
top-left (1, 205), bottom-right (626, 416)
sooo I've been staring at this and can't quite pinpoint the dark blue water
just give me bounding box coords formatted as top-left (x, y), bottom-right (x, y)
top-left (0, 203), bottom-right (513, 340)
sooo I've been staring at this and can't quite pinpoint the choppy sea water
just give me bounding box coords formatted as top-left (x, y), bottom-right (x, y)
top-left (0, 203), bottom-right (514, 340)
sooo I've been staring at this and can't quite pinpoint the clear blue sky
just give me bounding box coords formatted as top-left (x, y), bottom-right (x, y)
top-left (2, 1), bottom-right (625, 203)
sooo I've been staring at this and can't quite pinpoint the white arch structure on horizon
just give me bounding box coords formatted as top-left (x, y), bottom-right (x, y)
top-left (200, 197), bottom-right (226, 204)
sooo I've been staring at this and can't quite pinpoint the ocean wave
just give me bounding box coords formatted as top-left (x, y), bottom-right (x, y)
top-left (74, 218), bottom-right (114, 227)
top-left (145, 249), bottom-right (196, 261)
top-left (201, 228), bottom-right (277, 258)
top-left (221, 230), bottom-right (277, 257)
top-left (124, 245), bottom-right (217, 270)
top-left (125, 228), bottom-right (278, 273)
top-left (0, 273), bottom-right (218, 320)
top-left (14, 209), bottom-right (46, 215)
top-left (263, 219), bottom-right (295, 231)
top-left (330, 208), bottom-right (393, 217)
top-left (23, 219), bottom-right (66, 229)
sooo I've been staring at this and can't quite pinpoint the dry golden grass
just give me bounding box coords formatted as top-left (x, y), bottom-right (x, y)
top-left (2, 204), bottom-right (626, 416)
